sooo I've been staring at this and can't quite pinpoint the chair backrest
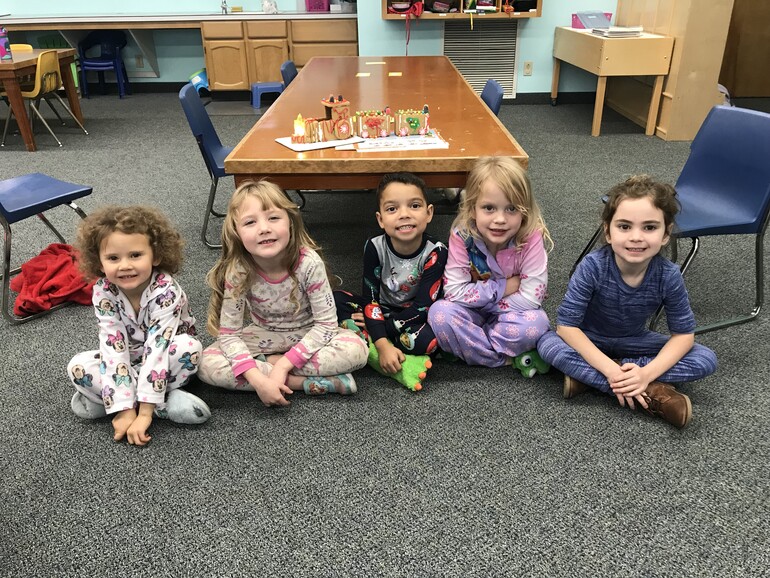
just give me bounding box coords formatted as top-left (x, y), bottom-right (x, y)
top-left (22, 50), bottom-right (61, 98)
top-left (10, 43), bottom-right (34, 51)
top-left (675, 105), bottom-right (770, 235)
top-left (480, 78), bottom-right (504, 116)
top-left (179, 83), bottom-right (226, 177)
top-left (78, 30), bottom-right (127, 61)
top-left (281, 60), bottom-right (298, 87)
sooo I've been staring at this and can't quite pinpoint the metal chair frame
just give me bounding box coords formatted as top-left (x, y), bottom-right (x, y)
top-left (0, 173), bottom-right (91, 324)
top-left (572, 105), bottom-right (770, 334)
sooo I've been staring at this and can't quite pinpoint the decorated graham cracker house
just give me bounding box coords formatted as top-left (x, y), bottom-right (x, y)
top-left (291, 95), bottom-right (430, 144)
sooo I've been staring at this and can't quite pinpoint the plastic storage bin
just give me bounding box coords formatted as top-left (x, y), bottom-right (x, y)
top-left (305, 0), bottom-right (330, 12)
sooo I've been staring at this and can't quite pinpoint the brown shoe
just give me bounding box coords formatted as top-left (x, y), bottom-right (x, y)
top-left (563, 374), bottom-right (588, 399)
top-left (641, 381), bottom-right (692, 428)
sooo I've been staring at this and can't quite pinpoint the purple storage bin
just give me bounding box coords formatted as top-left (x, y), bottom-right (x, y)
top-left (306, 0), bottom-right (330, 11)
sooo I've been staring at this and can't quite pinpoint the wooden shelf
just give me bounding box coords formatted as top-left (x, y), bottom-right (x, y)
top-left (382, 1), bottom-right (541, 20)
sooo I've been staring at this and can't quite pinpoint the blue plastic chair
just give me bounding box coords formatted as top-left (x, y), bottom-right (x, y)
top-left (280, 60), bottom-right (298, 88)
top-left (78, 30), bottom-right (131, 99)
top-left (178, 83), bottom-right (232, 248)
top-left (480, 78), bottom-right (504, 116)
top-left (573, 105), bottom-right (770, 334)
top-left (0, 173), bottom-right (92, 324)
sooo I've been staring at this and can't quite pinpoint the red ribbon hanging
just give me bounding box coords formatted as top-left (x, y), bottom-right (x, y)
top-left (389, 1), bottom-right (424, 55)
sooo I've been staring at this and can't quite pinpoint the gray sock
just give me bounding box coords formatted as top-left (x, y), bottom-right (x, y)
top-left (70, 392), bottom-right (107, 420)
top-left (156, 390), bottom-right (211, 425)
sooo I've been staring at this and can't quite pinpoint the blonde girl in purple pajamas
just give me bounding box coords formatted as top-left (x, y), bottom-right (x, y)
top-left (198, 181), bottom-right (368, 407)
top-left (68, 206), bottom-right (210, 447)
top-left (428, 156), bottom-right (552, 366)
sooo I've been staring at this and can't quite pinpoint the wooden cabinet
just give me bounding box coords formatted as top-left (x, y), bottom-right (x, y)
top-left (382, 0), bottom-right (541, 20)
top-left (202, 19), bottom-right (358, 90)
top-left (289, 20), bottom-right (358, 67)
top-left (603, 0), bottom-right (734, 141)
top-left (202, 21), bottom-right (251, 90)
top-left (202, 20), bottom-right (288, 89)
top-left (245, 21), bottom-right (289, 83)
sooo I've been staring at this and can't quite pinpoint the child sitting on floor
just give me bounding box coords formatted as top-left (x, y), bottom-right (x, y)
top-left (537, 175), bottom-right (717, 428)
top-left (68, 206), bottom-right (210, 446)
top-left (198, 180), bottom-right (368, 405)
top-left (334, 172), bottom-right (447, 391)
top-left (428, 156), bottom-right (552, 372)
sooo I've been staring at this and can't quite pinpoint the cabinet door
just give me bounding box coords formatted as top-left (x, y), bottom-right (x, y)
top-left (247, 39), bottom-right (289, 83)
top-left (204, 40), bottom-right (250, 90)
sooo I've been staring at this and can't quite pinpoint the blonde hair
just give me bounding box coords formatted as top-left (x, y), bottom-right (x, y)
top-left (75, 205), bottom-right (184, 280)
top-left (206, 180), bottom-right (328, 337)
top-left (453, 156), bottom-right (553, 251)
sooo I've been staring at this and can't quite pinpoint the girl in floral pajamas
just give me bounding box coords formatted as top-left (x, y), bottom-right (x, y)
top-left (68, 206), bottom-right (209, 446)
top-left (198, 181), bottom-right (368, 406)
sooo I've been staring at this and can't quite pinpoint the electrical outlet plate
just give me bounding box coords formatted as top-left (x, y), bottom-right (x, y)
top-left (523, 61), bottom-right (533, 76)
top-left (135, 55), bottom-right (144, 68)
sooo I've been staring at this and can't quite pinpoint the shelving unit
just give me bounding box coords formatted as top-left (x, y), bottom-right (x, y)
top-left (382, 0), bottom-right (541, 20)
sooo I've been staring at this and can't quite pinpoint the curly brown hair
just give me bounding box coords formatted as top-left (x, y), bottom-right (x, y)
top-left (75, 205), bottom-right (185, 280)
top-left (602, 175), bottom-right (680, 235)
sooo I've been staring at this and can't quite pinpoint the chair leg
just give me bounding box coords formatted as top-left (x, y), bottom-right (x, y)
top-left (570, 224), bottom-right (604, 277)
top-left (115, 61), bottom-right (125, 99)
top-left (202, 177), bottom-right (223, 249)
top-left (81, 68), bottom-right (90, 98)
top-left (283, 190), bottom-right (306, 210)
top-left (123, 63), bottom-right (132, 95)
top-left (1, 105), bottom-right (12, 147)
top-left (650, 232), bottom-right (766, 334)
top-left (51, 92), bottom-right (89, 135)
top-left (43, 96), bottom-right (66, 126)
top-left (29, 102), bottom-right (63, 147)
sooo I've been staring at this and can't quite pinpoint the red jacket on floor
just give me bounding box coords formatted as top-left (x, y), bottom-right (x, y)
top-left (9, 243), bottom-right (94, 317)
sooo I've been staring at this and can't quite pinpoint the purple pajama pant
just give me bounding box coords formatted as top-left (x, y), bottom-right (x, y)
top-left (428, 299), bottom-right (550, 367)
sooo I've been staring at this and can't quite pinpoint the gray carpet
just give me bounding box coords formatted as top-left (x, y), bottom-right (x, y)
top-left (0, 92), bottom-right (768, 577)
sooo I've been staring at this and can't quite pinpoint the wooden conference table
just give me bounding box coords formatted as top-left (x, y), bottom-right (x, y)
top-left (225, 55), bottom-right (528, 190)
top-left (0, 48), bottom-right (83, 152)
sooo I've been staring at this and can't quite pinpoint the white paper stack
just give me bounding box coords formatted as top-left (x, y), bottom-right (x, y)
top-left (592, 25), bottom-right (644, 38)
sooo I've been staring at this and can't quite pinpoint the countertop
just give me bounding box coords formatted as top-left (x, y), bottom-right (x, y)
top-left (0, 11), bottom-right (357, 26)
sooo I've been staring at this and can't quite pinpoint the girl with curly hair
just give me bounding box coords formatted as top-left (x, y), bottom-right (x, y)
top-left (68, 206), bottom-right (210, 446)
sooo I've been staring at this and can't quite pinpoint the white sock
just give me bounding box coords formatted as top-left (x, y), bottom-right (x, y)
top-left (70, 392), bottom-right (107, 420)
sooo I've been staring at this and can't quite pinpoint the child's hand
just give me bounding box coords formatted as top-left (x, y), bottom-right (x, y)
top-left (504, 275), bottom-right (521, 297)
top-left (377, 341), bottom-right (405, 374)
top-left (253, 379), bottom-right (293, 407)
top-left (126, 413), bottom-right (153, 446)
top-left (351, 312), bottom-right (366, 329)
top-left (112, 408), bottom-right (138, 442)
top-left (609, 363), bottom-right (650, 410)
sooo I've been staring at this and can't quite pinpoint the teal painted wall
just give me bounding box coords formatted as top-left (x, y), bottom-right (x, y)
top-left (5, 0), bottom-right (617, 92)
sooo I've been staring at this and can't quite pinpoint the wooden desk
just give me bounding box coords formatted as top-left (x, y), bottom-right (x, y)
top-left (225, 55), bottom-right (528, 190)
top-left (551, 27), bottom-right (673, 137)
top-left (0, 48), bottom-right (82, 152)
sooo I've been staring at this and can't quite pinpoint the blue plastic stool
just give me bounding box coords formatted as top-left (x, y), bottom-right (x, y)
top-left (251, 81), bottom-right (284, 109)
top-left (0, 173), bottom-right (92, 324)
